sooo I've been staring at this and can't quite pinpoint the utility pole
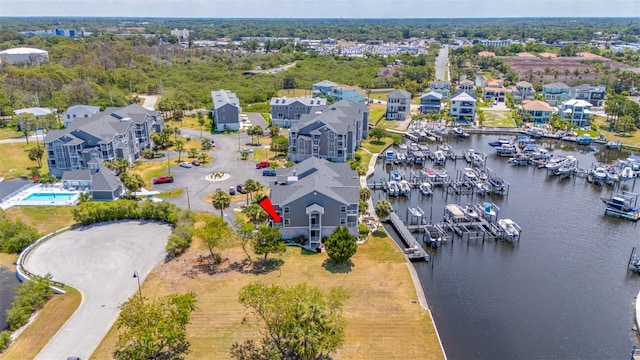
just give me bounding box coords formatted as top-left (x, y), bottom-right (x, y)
top-left (167, 151), bottom-right (171, 175)
top-left (133, 271), bottom-right (143, 302)
top-left (186, 187), bottom-right (191, 210)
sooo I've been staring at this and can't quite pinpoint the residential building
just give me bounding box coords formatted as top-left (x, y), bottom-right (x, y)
top-left (521, 100), bottom-right (553, 124)
top-left (479, 39), bottom-right (511, 47)
top-left (63, 105), bottom-right (100, 128)
top-left (429, 80), bottom-right (451, 99)
top-left (482, 79), bottom-right (507, 102)
top-left (0, 47), bottom-right (48, 65)
top-left (211, 90), bottom-right (241, 132)
top-left (512, 81), bottom-right (536, 101)
top-left (270, 97), bottom-right (328, 128)
top-left (44, 104), bottom-right (162, 178)
top-left (60, 158), bottom-right (124, 201)
top-left (14, 107), bottom-right (54, 119)
top-left (449, 91), bottom-right (477, 123)
top-left (419, 91), bottom-right (443, 114)
top-left (269, 157), bottom-right (360, 249)
top-left (569, 84), bottom-right (606, 107)
top-left (386, 90), bottom-right (411, 120)
top-left (559, 99), bottom-right (594, 127)
top-left (457, 79), bottom-right (476, 95)
top-left (542, 82), bottom-right (571, 106)
top-left (312, 80), bottom-right (366, 103)
top-left (289, 100), bottom-right (369, 163)
top-left (170, 28), bottom-right (190, 42)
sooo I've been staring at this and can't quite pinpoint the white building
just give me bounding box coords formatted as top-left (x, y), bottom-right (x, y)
top-left (62, 105), bottom-right (101, 128)
top-left (449, 91), bottom-right (477, 123)
top-left (559, 99), bottom-right (594, 128)
top-left (0, 47), bottom-right (49, 65)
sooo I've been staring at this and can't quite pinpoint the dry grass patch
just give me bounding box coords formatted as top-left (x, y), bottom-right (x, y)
top-left (0, 253), bottom-right (18, 268)
top-left (165, 117), bottom-right (202, 131)
top-left (2, 287), bottom-right (82, 360)
top-left (593, 116), bottom-right (640, 149)
top-left (0, 127), bottom-right (21, 140)
top-left (91, 230), bottom-right (443, 360)
top-left (277, 88), bottom-right (312, 97)
top-left (0, 142), bottom-right (48, 180)
top-left (4, 206), bottom-right (76, 235)
top-left (131, 160), bottom-right (170, 188)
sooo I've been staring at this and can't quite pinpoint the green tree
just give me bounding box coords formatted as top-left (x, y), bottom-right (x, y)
top-left (211, 190), bottom-right (231, 218)
top-left (197, 152), bottom-right (209, 164)
top-left (188, 148), bottom-right (198, 159)
top-left (324, 226), bottom-right (358, 264)
top-left (615, 115), bottom-right (637, 136)
top-left (14, 113), bottom-right (36, 144)
top-left (252, 224), bottom-right (285, 261)
top-left (269, 124), bottom-right (280, 138)
top-left (196, 216), bottom-right (232, 265)
top-left (197, 111), bottom-right (205, 138)
top-left (270, 135), bottom-right (289, 154)
top-left (173, 126), bottom-right (181, 142)
top-left (231, 282), bottom-right (349, 360)
top-left (240, 150), bottom-right (249, 160)
top-left (174, 139), bottom-right (185, 163)
top-left (108, 158), bottom-right (131, 175)
top-left (374, 200), bottom-right (392, 219)
top-left (114, 292), bottom-right (197, 360)
top-left (368, 126), bottom-right (388, 142)
top-left (359, 187), bottom-right (372, 202)
top-left (244, 203), bottom-right (269, 223)
top-left (119, 171), bottom-right (145, 198)
top-left (247, 125), bottom-right (264, 144)
top-left (27, 144), bottom-right (45, 168)
top-left (234, 218), bottom-right (254, 262)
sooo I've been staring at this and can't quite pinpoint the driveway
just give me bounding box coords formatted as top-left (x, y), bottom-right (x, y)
top-left (25, 221), bottom-right (172, 360)
top-left (434, 45), bottom-right (449, 81)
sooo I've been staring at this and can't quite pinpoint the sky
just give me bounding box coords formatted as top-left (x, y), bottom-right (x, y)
top-left (1, 0), bottom-right (639, 18)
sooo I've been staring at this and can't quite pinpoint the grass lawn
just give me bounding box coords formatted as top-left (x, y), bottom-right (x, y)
top-left (593, 116), bottom-right (640, 149)
top-left (91, 228), bottom-right (444, 360)
top-left (368, 103), bottom-right (387, 126)
top-left (155, 188), bottom-right (185, 198)
top-left (482, 111), bottom-right (517, 128)
top-left (368, 92), bottom-right (389, 101)
top-left (131, 160), bottom-right (171, 189)
top-left (0, 127), bottom-right (22, 140)
top-left (2, 287), bottom-right (82, 360)
top-left (0, 142), bottom-right (48, 180)
top-left (277, 88), bottom-right (312, 97)
top-left (360, 138), bottom-right (393, 154)
top-left (165, 116), bottom-right (207, 132)
top-left (4, 206), bottom-right (76, 235)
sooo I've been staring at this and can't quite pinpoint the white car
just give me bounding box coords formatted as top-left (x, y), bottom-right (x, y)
top-left (179, 162), bottom-right (192, 168)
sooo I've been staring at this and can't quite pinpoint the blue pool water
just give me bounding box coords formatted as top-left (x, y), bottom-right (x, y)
top-left (23, 192), bottom-right (76, 202)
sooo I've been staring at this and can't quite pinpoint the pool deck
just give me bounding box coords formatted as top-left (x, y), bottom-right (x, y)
top-left (0, 183), bottom-right (81, 210)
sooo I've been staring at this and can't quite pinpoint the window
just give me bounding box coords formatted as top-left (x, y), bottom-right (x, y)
top-left (284, 219), bottom-right (290, 226)
top-left (340, 205), bottom-right (346, 212)
top-left (284, 206), bottom-right (290, 214)
top-left (340, 218), bottom-right (346, 225)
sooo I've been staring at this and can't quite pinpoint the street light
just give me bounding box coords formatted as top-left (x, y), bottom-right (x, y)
top-left (132, 271), bottom-right (143, 302)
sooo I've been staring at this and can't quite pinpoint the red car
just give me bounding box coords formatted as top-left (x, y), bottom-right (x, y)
top-left (256, 161), bottom-right (271, 169)
top-left (153, 176), bottom-right (174, 184)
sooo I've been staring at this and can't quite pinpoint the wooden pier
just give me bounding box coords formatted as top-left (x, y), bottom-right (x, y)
top-left (386, 212), bottom-right (430, 262)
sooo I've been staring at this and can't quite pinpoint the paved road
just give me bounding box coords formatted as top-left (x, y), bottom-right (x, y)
top-left (435, 45), bottom-right (449, 81)
top-left (25, 221), bottom-right (172, 360)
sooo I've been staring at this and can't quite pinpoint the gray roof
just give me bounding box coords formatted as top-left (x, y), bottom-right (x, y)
top-left (104, 104), bottom-right (159, 124)
top-left (61, 169), bottom-right (92, 181)
top-left (45, 111), bottom-right (133, 145)
top-left (211, 90), bottom-right (239, 109)
top-left (516, 81), bottom-right (533, 87)
top-left (294, 100), bottom-right (367, 134)
top-left (430, 80), bottom-right (450, 87)
top-left (270, 97), bottom-right (327, 107)
top-left (66, 104), bottom-right (100, 113)
top-left (459, 79), bottom-right (475, 86)
top-left (421, 91), bottom-right (443, 100)
top-left (313, 80), bottom-right (338, 88)
top-left (543, 82), bottom-right (569, 89)
top-left (451, 91), bottom-right (477, 102)
top-left (270, 157), bottom-right (359, 206)
top-left (91, 168), bottom-right (122, 192)
top-left (387, 90), bottom-right (412, 99)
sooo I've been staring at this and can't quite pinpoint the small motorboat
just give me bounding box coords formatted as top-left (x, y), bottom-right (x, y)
top-left (437, 143), bottom-right (452, 153)
top-left (422, 167), bottom-right (436, 179)
top-left (488, 137), bottom-right (511, 147)
top-left (433, 150), bottom-right (446, 165)
top-left (387, 180), bottom-right (399, 196)
top-left (621, 167), bottom-right (636, 181)
top-left (419, 182), bottom-right (432, 195)
top-left (462, 204), bottom-right (479, 219)
top-left (476, 181), bottom-right (492, 195)
top-left (498, 219), bottom-right (521, 239)
top-left (391, 170), bottom-right (402, 181)
top-left (592, 167), bottom-right (607, 181)
top-left (453, 127), bottom-right (470, 138)
top-left (398, 180), bottom-right (411, 196)
top-left (545, 156), bottom-right (566, 170)
top-left (606, 166), bottom-right (620, 183)
top-left (434, 166), bottom-right (448, 179)
top-left (463, 167), bottom-right (477, 180)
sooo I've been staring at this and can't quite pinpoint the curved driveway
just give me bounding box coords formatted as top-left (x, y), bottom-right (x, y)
top-left (25, 221), bottom-right (172, 360)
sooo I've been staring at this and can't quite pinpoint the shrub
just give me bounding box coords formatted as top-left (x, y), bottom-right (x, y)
top-left (6, 276), bottom-right (53, 331)
top-left (0, 330), bottom-right (11, 352)
top-left (0, 218), bottom-right (40, 254)
top-left (358, 223), bottom-right (370, 238)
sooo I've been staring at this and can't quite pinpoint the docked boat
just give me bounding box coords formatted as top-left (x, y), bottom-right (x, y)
top-left (489, 176), bottom-right (506, 192)
top-left (409, 143), bottom-right (419, 152)
top-left (391, 170), bottom-right (402, 181)
top-left (434, 166), bottom-right (448, 180)
top-left (422, 167), bottom-right (436, 179)
top-left (531, 148), bottom-right (552, 160)
top-left (387, 180), bottom-right (400, 196)
top-left (462, 204), bottom-right (480, 220)
top-left (545, 156), bottom-right (567, 170)
top-left (437, 143), bottom-right (452, 153)
top-left (398, 143), bottom-right (408, 152)
top-left (463, 167), bottom-right (477, 180)
top-left (621, 167), bottom-right (636, 181)
top-left (385, 150), bottom-right (394, 164)
top-left (488, 137), bottom-right (512, 147)
top-left (419, 182), bottom-right (432, 196)
top-left (576, 134), bottom-right (595, 145)
top-left (601, 191), bottom-right (640, 221)
top-left (605, 141), bottom-right (621, 150)
top-left (476, 181), bottom-right (492, 195)
top-left (606, 166), bottom-right (620, 184)
top-left (424, 224), bottom-right (446, 248)
top-left (556, 156), bottom-right (577, 176)
top-left (592, 167), bottom-right (608, 182)
top-left (495, 143), bottom-right (516, 157)
top-left (498, 219), bottom-right (522, 240)
top-left (464, 148), bottom-right (477, 163)
top-left (433, 150), bottom-right (446, 165)
top-left (453, 127), bottom-right (470, 138)
top-left (509, 153), bottom-right (530, 166)
top-left (418, 144), bottom-right (430, 152)
top-left (398, 180), bottom-right (411, 196)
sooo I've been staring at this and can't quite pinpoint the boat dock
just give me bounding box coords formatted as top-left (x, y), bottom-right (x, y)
top-left (386, 212), bottom-right (430, 262)
top-left (601, 191), bottom-right (640, 221)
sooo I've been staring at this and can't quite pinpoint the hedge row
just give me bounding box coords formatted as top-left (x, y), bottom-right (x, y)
top-left (0, 215), bottom-right (41, 254)
top-left (5, 276), bottom-right (53, 331)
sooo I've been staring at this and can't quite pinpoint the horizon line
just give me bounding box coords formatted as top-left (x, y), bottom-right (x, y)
top-left (1, 16), bottom-right (639, 20)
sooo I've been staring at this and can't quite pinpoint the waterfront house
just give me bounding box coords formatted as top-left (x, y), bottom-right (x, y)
top-left (288, 100), bottom-right (368, 163)
top-left (312, 80), bottom-right (338, 95)
top-left (482, 79), bottom-right (507, 102)
top-left (449, 90), bottom-right (477, 124)
top-left (542, 82), bottom-right (571, 106)
top-left (386, 90), bottom-right (411, 120)
top-left (211, 89), bottom-right (241, 131)
top-left (521, 100), bottom-right (553, 124)
top-left (457, 79), bottom-right (476, 94)
top-left (61, 158), bottom-right (124, 200)
top-left (569, 84), bottom-right (606, 107)
top-left (419, 91), bottom-right (443, 114)
top-left (429, 80), bottom-right (451, 99)
top-left (312, 80), bottom-right (366, 103)
top-left (44, 104), bottom-right (162, 178)
top-left (270, 97), bottom-right (327, 128)
top-left (268, 157), bottom-right (359, 249)
top-left (62, 105), bottom-right (100, 128)
top-left (512, 81), bottom-right (535, 101)
top-left (559, 99), bottom-right (594, 127)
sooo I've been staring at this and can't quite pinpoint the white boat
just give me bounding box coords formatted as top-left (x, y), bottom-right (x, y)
top-left (476, 181), bottom-right (492, 195)
top-left (463, 167), bottom-right (477, 180)
top-left (387, 180), bottom-right (399, 196)
top-left (464, 148), bottom-right (476, 163)
top-left (398, 143), bottom-right (408, 152)
top-left (398, 180), bottom-right (411, 196)
top-left (437, 143), bottom-right (452, 153)
top-left (489, 137), bottom-right (512, 147)
top-left (498, 219), bottom-right (521, 239)
top-left (419, 182), bottom-right (432, 195)
top-left (532, 148), bottom-right (552, 160)
top-left (621, 167), bottom-right (636, 181)
top-left (391, 170), bottom-right (402, 181)
top-left (434, 166), bottom-right (448, 179)
top-left (495, 144), bottom-right (516, 156)
top-left (409, 143), bottom-right (419, 152)
top-left (422, 167), bottom-right (436, 179)
top-left (592, 167), bottom-right (607, 181)
top-left (606, 166), bottom-right (620, 183)
top-left (545, 156), bottom-right (566, 170)
top-left (556, 156), bottom-right (577, 175)
top-left (462, 204), bottom-right (479, 219)
top-left (433, 150), bottom-right (446, 165)
top-left (453, 127), bottom-right (469, 138)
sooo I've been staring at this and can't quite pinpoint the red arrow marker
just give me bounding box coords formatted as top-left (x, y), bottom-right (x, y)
top-left (258, 197), bottom-right (281, 222)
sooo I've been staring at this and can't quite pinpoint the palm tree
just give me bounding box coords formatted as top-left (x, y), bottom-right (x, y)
top-left (197, 111), bottom-right (205, 138)
top-left (197, 152), bottom-right (209, 165)
top-left (374, 200), bottom-right (392, 220)
top-left (212, 190), bottom-right (231, 218)
top-left (119, 171), bottom-right (145, 199)
top-left (359, 187), bottom-right (372, 202)
top-left (172, 126), bottom-right (181, 142)
top-left (174, 140), bottom-right (185, 162)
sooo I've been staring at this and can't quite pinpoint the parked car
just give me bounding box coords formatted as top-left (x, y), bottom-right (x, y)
top-left (180, 162), bottom-right (192, 168)
top-left (153, 176), bottom-right (174, 184)
top-left (262, 169), bottom-right (276, 176)
top-left (191, 160), bottom-right (200, 166)
top-left (236, 184), bottom-right (246, 194)
top-left (229, 186), bottom-right (236, 195)
top-left (256, 161), bottom-right (271, 169)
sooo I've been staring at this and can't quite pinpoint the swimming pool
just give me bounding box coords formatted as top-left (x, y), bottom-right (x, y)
top-left (23, 192), bottom-right (77, 202)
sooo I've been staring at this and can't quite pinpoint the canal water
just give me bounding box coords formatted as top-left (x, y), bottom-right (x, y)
top-left (371, 134), bottom-right (640, 359)
top-left (0, 266), bottom-right (18, 330)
